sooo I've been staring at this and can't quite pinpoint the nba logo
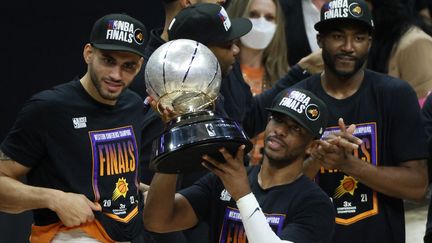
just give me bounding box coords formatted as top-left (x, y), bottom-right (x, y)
top-left (217, 8), bottom-right (231, 31)
top-left (72, 117), bottom-right (87, 129)
top-left (205, 124), bottom-right (216, 136)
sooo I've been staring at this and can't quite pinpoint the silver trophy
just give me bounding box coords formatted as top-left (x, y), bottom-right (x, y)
top-left (145, 39), bottom-right (252, 173)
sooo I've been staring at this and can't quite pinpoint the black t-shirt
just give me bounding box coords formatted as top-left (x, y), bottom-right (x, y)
top-left (180, 166), bottom-right (335, 243)
top-left (422, 94), bottom-right (432, 180)
top-left (295, 70), bottom-right (429, 243)
top-left (1, 79), bottom-right (146, 241)
top-left (421, 94), bottom-right (432, 237)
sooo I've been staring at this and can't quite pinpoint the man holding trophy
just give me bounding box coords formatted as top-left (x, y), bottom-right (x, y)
top-left (143, 87), bottom-right (336, 243)
top-left (140, 3), bottom-right (256, 243)
top-left (141, 3), bottom-right (336, 242)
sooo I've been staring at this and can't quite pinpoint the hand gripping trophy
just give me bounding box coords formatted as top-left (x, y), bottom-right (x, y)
top-left (145, 39), bottom-right (252, 173)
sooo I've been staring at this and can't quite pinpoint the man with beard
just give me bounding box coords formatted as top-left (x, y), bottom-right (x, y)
top-left (295, 0), bottom-right (429, 242)
top-left (143, 87), bottom-right (336, 243)
top-left (0, 13), bottom-right (147, 242)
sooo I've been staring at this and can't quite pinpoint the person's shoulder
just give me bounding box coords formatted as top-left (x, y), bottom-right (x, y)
top-left (365, 69), bottom-right (413, 90)
top-left (399, 26), bottom-right (432, 47)
top-left (17, 79), bottom-right (78, 116)
top-left (293, 73), bottom-right (320, 89)
top-left (30, 79), bottom-right (79, 104)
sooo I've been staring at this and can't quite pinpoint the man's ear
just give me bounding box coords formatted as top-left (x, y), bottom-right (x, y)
top-left (135, 57), bottom-right (145, 76)
top-left (83, 43), bottom-right (93, 64)
top-left (367, 35), bottom-right (372, 51)
top-left (180, 0), bottom-right (192, 8)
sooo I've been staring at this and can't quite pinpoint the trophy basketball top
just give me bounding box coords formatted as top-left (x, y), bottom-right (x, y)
top-left (145, 39), bottom-right (222, 115)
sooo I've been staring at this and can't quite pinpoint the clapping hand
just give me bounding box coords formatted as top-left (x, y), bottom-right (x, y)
top-left (311, 118), bottom-right (363, 170)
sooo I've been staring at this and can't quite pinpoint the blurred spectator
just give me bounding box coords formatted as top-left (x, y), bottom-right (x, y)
top-left (366, 0), bottom-right (432, 105)
top-left (227, 0), bottom-right (288, 164)
top-left (414, 0), bottom-right (432, 25)
top-left (278, 0), bottom-right (327, 66)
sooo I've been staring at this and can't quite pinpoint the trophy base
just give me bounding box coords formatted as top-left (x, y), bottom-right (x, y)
top-left (150, 111), bottom-right (253, 173)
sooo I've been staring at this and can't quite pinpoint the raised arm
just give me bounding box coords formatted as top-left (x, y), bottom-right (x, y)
top-left (202, 146), bottom-right (292, 243)
top-left (143, 173), bottom-right (199, 233)
top-left (305, 118), bottom-right (361, 179)
top-left (313, 134), bottom-right (428, 202)
top-left (318, 141), bottom-right (427, 202)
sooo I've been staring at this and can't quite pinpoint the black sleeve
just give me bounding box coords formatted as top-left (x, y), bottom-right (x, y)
top-left (389, 80), bottom-right (428, 163)
top-left (422, 94), bottom-right (432, 144)
top-left (242, 64), bottom-right (311, 137)
top-left (1, 97), bottom-right (48, 167)
top-left (178, 173), bottom-right (218, 220)
top-left (421, 94), bottom-right (432, 181)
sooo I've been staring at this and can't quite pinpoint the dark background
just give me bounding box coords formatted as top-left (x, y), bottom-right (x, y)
top-left (0, 1), bottom-right (165, 242)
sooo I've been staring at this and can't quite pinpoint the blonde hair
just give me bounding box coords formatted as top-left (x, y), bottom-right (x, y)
top-left (227, 0), bottom-right (289, 85)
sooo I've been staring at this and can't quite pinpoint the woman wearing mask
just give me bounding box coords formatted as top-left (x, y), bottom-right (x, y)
top-left (228, 0), bottom-right (289, 164)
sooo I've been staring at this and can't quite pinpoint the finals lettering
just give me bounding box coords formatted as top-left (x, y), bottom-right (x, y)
top-left (90, 127), bottom-right (138, 177)
top-left (106, 20), bottom-right (135, 43)
top-left (324, 0), bottom-right (349, 19)
top-left (98, 141), bottom-right (135, 176)
top-left (279, 90), bottom-right (311, 113)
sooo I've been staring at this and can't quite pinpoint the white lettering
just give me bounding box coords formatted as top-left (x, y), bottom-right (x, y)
top-left (329, 0), bottom-right (348, 9)
top-left (266, 217), bottom-right (280, 224)
top-left (228, 211), bottom-right (242, 220)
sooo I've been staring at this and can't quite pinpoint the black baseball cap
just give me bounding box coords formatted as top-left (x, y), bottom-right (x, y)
top-left (314, 0), bottom-right (374, 32)
top-left (90, 13), bottom-right (147, 57)
top-left (168, 3), bottom-right (252, 45)
top-left (266, 88), bottom-right (329, 138)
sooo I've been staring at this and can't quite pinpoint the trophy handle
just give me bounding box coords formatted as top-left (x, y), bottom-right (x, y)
top-left (156, 91), bottom-right (217, 115)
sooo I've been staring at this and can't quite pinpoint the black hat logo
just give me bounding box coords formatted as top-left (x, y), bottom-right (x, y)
top-left (134, 28), bottom-right (144, 45)
top-left (349, 3), bottom-right (363, 17)
top-left (306, 104), bottom-right (320, 121)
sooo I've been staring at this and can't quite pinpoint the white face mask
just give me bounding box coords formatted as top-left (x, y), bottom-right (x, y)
top-left (240, 17), bottom-right (277, 50)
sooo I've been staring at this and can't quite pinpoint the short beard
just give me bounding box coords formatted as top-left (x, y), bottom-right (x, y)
top-left (322, 48), bottom-right (368, 79)
top-left (89, 66), bottom-right (122, 101)
top-left (263, 146), bottom-right (304, 169)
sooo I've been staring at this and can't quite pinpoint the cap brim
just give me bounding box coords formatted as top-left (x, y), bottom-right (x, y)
top-left (314, 18), bottom-right (373, 32)
top-left (214, 18), bottom-right (252, 43)
top-left (92, 43), bottom-right (144, 57)
top-left (265, 107), bottom-right (317, 138)
top-left (230, 18), bottom-right (252, 40)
